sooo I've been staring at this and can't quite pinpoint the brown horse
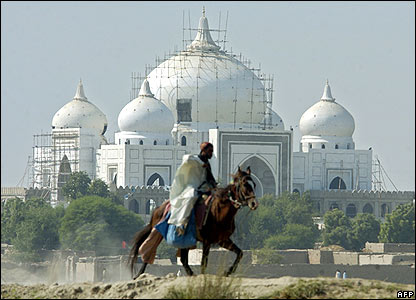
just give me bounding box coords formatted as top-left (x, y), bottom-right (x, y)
top-left (128, 166), bottom-right (258, 278)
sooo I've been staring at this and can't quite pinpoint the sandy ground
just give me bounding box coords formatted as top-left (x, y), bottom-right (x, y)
top-left (2, 272), bottom-right (415, 299)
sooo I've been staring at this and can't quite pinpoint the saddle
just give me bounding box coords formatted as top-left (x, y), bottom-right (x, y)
top-left (160, 194), bottom-right (213, 231)
top-left (195, 194), bottom-right (213, 230)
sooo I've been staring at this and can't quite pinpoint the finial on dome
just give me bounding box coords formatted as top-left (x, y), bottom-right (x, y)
top-left (138, 78), bottom-right (154, 97)
top-left (321, 79), bottom-right (335, 101)
top-left (73, 78), bottom-right (87, 101)
top-left (187, 7), bottom-right (220, 51)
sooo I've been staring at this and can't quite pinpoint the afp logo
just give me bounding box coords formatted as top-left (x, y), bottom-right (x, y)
top-left (397, 291), bottom-right (414, 298)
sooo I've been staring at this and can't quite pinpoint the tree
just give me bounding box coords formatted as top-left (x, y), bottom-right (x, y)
top-left (12, 205), bottom-right (61, 252)
top-left (378, 202), bottom-right (415, 243)
top-left (88, 178), bottom-right (110, 198)
top-left (1, 197), bottom-right (26, 244)
top-left (62, 171), bottom-right (91, 200)
top-left (322, 209), bottom-right (353, 249)
top-left (350, 213), bottom-right (380, 251)
top-left (109, 191), bottom-right (124, 206)
top-left (59, 195), bottom-right (145, 255)
top-left (1, 197), bottom-right (62, 262)
top-left (232, 192), bottom-right (319, 250)
top-left (265, 223), bottom-right (318, 250)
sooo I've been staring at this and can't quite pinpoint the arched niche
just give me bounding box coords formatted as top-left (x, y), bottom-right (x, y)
top-left (146, 199), bottom-right (156, 214)
top-left (147, 173), bottom-right (165, 186)
top-left (329, 176), bottom-right (346, 190)
top-left (346, 203), bottom-right (357, 218)
top-left (181, 136), bottom-right (187, 146)
top-left (363, 203), bottom-right (373, 214)
top-left (128, 199), bottom-right (140, 214)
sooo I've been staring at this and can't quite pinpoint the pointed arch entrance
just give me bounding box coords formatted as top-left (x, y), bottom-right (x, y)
top-left (147, 173), bottom-right (165, 186)
top-left (329, 176), bottom-right (346, 190)
top-left (240, 156), bottom-right (276, 197)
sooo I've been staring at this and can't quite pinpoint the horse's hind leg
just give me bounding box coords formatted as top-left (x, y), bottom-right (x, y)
top-left (219, 239), bottom-right (243, 276)
top-left (180, 248), bottom-right (194, 276)
top-left (133, 263), bottom-right (148, 280)
top-left (201, 242), bottom-right (211, 274)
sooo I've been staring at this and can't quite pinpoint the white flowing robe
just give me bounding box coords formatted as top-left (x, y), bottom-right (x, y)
top-left (168, 154), bottom-right (207, 227)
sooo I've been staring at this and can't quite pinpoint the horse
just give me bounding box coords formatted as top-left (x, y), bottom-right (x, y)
top-left (128, 166), bottom-right (258, 278)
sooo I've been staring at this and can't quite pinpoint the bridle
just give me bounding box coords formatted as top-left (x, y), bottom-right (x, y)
top-left (228, 174), bottom-right (256, 209)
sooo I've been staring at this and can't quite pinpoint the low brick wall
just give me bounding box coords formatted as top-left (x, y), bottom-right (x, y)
top-left (359, 253), bottom-right (415, 265)
top-left (308, 250), bottom-right (334, 264)
top-left (178, 249), bottom-right (253, 266)
top-left (275, 250), bottom-right (309, 264)
top-left (364, 242), bottom-right (415, 253)
top-left (333, 252), bottom-right (359, 265)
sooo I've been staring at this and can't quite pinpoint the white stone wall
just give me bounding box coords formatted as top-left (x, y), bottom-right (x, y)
top-left (97, 144), bottom-right (186, 187)
top-left (309, 190), bottom-right (414, 219)
top-left (209, 128), bottom-right (292, 196)
top-left (293, 148), bottom-right (372, 192)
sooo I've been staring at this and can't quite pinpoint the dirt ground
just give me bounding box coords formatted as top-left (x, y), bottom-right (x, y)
top-left (2, 272), bottom-right (415, 299)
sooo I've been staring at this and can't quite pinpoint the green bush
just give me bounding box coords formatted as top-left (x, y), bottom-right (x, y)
top-left (232, 191), bottom-right (319, 250)
top-left (253, 248), bottom-right (283, 264)
top-left (322, 209), bottom-right (353, 249)
top-left (379, 202), bottom-right (415, 243)
top-left (59, 195), bottom-right (144, 255)
top-left (271, 279), bottom-right (326, 299)
top-left (265, 223), bottom-right (318, 250)
top-left (350, 213), bottom-right (381, 251)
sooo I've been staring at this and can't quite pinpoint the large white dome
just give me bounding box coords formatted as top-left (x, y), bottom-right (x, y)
top-left (118, 79), bottom-right (174, 134)
top-left (147, 11), bottom-right (266, 126)
top-left (299, 81), bottom-right (355, 137)
top-left (52, 80), bottom-right (108, 135)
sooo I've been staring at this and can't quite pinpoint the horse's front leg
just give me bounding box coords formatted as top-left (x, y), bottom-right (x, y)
top-left (180, 248), bottom-right (194, 276)
top-left (200, 242), bottom-right (211, 274)
top-left (219, 239), bottom-right (243, 276)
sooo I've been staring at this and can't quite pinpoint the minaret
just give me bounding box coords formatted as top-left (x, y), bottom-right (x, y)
top-left (188, 7), bottom-right (221, 51)
top-left (73, 79), bottom-right (88, 101)
top-left (321, 79), bottom-right (335, 101)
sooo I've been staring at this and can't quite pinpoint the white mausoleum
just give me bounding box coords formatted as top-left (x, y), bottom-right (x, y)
top-left (96, 10), bottom-right (291, 197)
top-left (27, 8), bottom-right (413, 219)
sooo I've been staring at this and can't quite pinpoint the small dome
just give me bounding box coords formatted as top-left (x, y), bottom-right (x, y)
top-left (299, 80), bottom-right (355, 137)
top-left (52, 80), bottom-right (108, 135)
top-left (118, 79), bottom-right (174, 133)
top-left (261, 108), bottom-right (285, 130)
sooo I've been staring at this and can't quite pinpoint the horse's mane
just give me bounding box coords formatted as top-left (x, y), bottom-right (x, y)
top-left (211, 171), bottom-right (248, 202)
top-left (213, 185), bottom-right (231, 198)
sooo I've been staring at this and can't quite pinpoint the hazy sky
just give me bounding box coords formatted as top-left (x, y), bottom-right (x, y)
top-left (1, 1), bottom-right (415, 191)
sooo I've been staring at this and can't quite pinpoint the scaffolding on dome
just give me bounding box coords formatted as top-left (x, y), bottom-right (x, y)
top-left (128, 10), bottom-right (277, 141)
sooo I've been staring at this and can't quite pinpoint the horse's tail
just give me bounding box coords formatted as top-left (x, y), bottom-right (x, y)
top-left (127, 200), bottom-right (169, 277)
top-left (128, 223), bottom-right (152, 276)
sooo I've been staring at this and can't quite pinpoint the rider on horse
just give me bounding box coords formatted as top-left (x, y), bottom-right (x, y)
top-left (168, 142), bottom-right (217, 235)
